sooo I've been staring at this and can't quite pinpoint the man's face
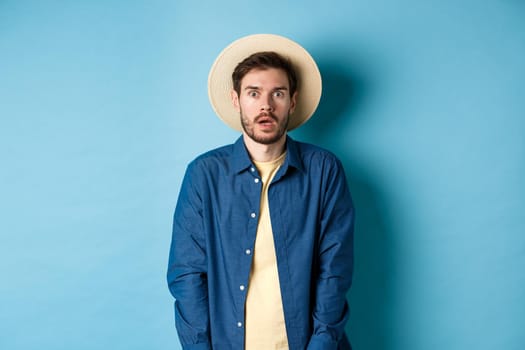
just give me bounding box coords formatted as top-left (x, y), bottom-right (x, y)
top-left (232, 68), bottom-right (297, 145)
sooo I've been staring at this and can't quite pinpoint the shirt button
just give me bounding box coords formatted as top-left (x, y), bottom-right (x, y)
top-left (250, 212), bottom-right (256, 218)
top-left (237, 322), bottom-right (243, 328)
top-left (239, 285), bottom-right (245, 291)
top-left (250, 167), bottom-right (255, 172)
top-left (245, 249), bottom-right (251, 255)
top-left (254, 178), bottom-right (260, 184)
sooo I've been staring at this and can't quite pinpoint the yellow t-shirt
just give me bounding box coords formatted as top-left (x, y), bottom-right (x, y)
top-left (245, 152), bottom-right (289, 350)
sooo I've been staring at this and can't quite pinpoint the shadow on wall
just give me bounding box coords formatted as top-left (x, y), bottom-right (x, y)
top-left (295, 59), bottom-right (397, 350)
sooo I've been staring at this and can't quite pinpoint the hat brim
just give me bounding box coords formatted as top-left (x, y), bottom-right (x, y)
top-left (208, 34), bottom-right (322, 131)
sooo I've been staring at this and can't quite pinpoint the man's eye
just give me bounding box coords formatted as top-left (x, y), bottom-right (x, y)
top-left (248, 91), bottom-right (258, 97)
top-left (273, 91), bottom-right (284, 97)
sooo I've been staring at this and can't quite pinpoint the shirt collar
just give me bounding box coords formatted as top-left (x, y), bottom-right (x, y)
top-left (231, 135), bottom-right (304, 175)
top-left (231, 136), bottom-right (253, 174)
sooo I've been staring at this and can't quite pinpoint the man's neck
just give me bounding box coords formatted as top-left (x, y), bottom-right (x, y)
top-left (242, 133), bottom-right (287, 162)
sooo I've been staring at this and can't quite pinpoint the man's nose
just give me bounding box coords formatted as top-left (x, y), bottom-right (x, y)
top-left (260, 95), bottom-right (274, 112)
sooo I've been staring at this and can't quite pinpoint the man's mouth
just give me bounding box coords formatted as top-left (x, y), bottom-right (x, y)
top-left (256, 114), bottom-right (277, 126)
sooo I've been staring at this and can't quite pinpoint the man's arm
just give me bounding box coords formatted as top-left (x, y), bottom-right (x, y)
top-left (307, 157), bottom-right (355, 350)
top-left (167, 162), bottom-right (211, 350)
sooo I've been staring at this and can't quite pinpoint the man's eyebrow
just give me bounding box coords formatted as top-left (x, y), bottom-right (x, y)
top-left (243, 85), bottom-right (289, 91)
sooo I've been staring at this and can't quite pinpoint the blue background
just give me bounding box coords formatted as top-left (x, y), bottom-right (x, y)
top-left (1, 1), bottom-right (524, 349)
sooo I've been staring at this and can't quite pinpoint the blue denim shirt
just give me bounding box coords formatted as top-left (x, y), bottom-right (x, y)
top-left (167, 136), bottom-right (354, 350)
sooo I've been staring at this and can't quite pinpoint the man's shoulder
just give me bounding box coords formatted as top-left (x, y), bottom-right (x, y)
top-left (291, 139), bottom-right (342, 167)
top-left (193, 143), bottom-right (234, 163)
top-left (185, 142), bottom-right (236, 174)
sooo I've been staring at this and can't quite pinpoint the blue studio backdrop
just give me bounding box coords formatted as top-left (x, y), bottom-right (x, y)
top-left (1, 1), bottom-right (524, 349)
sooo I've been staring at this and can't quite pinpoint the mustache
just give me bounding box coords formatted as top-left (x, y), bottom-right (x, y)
top-left (255, 112), bottom-right (278, 122)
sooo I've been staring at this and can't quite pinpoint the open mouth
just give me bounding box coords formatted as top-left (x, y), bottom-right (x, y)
top-left (256, 114), bottom-right (277, 127)
top-left (258, 118), bottom-right (274, 126)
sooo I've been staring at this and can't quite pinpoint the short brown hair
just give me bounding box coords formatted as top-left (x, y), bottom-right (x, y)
top-left (232, 51), bottom-right (298, 96)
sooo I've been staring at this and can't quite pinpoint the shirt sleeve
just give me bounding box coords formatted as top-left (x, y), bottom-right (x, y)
top-left (167, 162), bottom-right (211, 349)
top-left (307, 157), bottom-right (355, 350)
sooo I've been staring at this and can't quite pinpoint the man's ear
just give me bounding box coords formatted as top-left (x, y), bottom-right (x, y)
top-left (289, 91), bottom-right (298, 114)
top-left (231, 90), bottom-right (240, 112)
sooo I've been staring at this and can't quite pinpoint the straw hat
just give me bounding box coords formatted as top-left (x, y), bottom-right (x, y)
top-left (208, 34), bottom-right (322, 131)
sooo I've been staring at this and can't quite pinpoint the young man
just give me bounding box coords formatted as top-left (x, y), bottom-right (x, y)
top-left (167, 34), bottom-right (354, 350)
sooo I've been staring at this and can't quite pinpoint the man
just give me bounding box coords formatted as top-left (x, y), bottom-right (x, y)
top-left (167, 34), bottom-right (354, 350)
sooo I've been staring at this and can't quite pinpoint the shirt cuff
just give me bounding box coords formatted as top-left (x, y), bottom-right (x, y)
top-left (306, 334), bottom-right (339, 350)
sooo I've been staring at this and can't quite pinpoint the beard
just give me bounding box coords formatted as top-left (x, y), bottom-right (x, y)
top-left (240, 109), bottom-right (290, 145)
